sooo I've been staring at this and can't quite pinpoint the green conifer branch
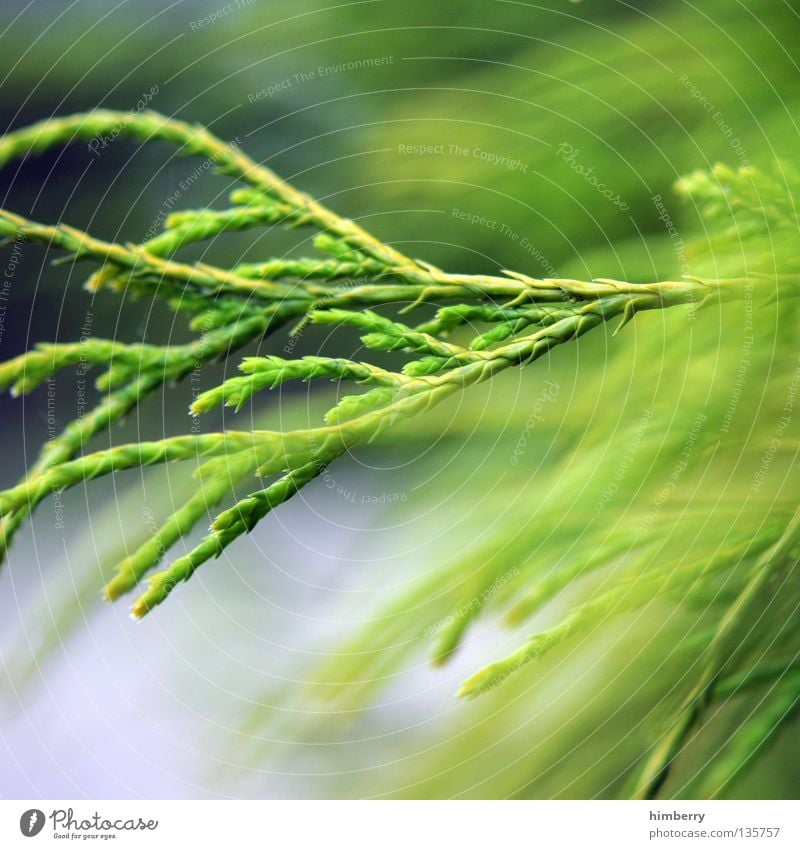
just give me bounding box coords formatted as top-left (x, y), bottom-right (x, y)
top-left (1, 110), bottom-right (798, 799)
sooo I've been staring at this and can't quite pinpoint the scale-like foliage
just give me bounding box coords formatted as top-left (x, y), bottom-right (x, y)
top-left (0, 111), bottom-right (798, 798)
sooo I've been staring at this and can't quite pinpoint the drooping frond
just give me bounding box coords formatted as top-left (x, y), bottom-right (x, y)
top-left (0, 112), bottom-right (798, 798)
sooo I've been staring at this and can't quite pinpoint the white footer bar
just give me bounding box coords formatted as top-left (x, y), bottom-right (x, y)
top-left (2, 800), bottom-right (797, 848)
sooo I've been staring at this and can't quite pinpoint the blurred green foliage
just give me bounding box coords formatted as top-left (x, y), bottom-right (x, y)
top-left (1, 0), bottom-right (799, 800)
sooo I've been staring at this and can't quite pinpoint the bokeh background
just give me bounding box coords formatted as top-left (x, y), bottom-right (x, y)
top-left (1, 0), bottom-right (799, 798)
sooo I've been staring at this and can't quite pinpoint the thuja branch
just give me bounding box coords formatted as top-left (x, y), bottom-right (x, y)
top-left (0, 109), bottom-right (793, 638)
top-left (0, 109), bottom-right (409, 268)
top-left (0, 205), bottom-right (779, 312)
